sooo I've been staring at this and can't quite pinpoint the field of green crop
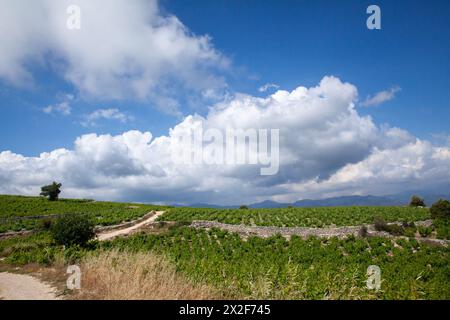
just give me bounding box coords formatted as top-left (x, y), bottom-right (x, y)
top-left (99, 227), bottom-right (450, 299)
top-left (0, 195), bottom-right (169, 233)
top-left (1, 227), bottom-right (448, 299)
top-left (159, 206), bottom-right (431, 227)
top-left (0, 195), bottom-right (448, 300)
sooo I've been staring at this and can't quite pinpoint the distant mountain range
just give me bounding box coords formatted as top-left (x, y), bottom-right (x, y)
top-left (172, 193), bottom-right (450, 209)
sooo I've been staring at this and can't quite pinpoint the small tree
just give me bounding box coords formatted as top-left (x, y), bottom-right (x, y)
top-left (239, 205), bottom-right (249, 210)
top-left (51, 213), bottom-right (95, 247)
top-left (409, 195), bottom-right (425, 207)
top-left (40, 182), bottom-right (62, 201)
top-left (430, 199), bottom-right (450, 220)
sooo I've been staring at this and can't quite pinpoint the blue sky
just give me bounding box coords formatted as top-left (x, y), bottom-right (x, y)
top-left (1, 0), bottom-right (449, 155)
top-left (0, 0), bottom-right (449, 204)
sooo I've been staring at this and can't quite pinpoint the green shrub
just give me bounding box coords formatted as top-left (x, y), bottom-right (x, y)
top-left (374, 217), bottom-right (389, 232)
top-left (239, 205), bottom-right (249, 210)
top-left (51, 214), bottom-right (95, 247)
top-left (387, 224), bottom-right (404, 236)
top-left (418, 226), bottom-right (432, 237)
top-left (433, 219), bottom-right (450, 240)
top-left (374, 217), bottom-right (405, 236)
top-left (387, 224), bottom-right (405, 236)
top-left (430, 199), bottom-right (450, 220)
top-left (409, 195), bottom-right (425, 207)
top-left (403, 227), bottom-right (417, 238)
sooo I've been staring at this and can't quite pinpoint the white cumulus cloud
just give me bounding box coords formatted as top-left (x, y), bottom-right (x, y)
top-left (0, 77), bottom-right (449, 205)
top-left (0, 0), bottom-right (229, 114)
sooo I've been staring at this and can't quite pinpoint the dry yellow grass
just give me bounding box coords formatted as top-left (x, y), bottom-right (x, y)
top-left (73, 250), bottom-right (222, 300)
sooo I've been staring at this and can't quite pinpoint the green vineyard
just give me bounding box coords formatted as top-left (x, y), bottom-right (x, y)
top-left (105, 227), bottom-right (449, 299)
top-left (159, 206), bottom-right (431, 227)
top-left (0, 195), bottom-right (448, 300)
top-left (2, 226), bottom-right (448, 299)
top-left (0, 195), bottom-right (168, 233)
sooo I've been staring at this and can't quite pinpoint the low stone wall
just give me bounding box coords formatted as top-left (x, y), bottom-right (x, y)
top-left (0, 230), bottom-right (34, 240)
top-left (1, 215), bottom-right (445, 247)
top-left (190, 219), bottom-right (448, 246)
top-left (190, 220), bottom-right (361, 238)
top-left (0, 214), bottom-right (62, 222)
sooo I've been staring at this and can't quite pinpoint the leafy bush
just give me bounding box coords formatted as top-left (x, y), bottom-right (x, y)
top-left (239, 205), bottom-right (249, 210)
top-left (374, 217), bottom-right (389, 232)
top-left (374, 217), bottom-right (405, 235)
top-left (433, 219), bottom-right (450, 240)
top-left (403, 227), bottom-right (417, 238)
top-left (409, 195), bottom-right (425, 207)
top-left (387, 224), bottom-right (404, 236)
top-left (430, 199), bottom-right (450, 220)
top-left (418, 226), bottom-right (432, 237)
top-left (51, 214), bottom-right (95, 247)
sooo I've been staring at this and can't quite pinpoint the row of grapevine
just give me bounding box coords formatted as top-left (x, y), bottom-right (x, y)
top-left (0, 195), bottom-right (169, 232)
top-left (159, 206), bottom-right (430, 227)
top-left (107, 226), bottom-right (449, 299)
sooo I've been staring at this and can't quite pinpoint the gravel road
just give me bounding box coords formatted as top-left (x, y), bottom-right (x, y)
top-left (0, 272), bottom-right (60, 300)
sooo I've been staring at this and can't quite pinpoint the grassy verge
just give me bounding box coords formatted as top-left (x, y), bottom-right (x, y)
top-left (73, 250), bottom-right (223, 299)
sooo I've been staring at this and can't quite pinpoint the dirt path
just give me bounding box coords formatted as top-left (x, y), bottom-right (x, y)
top-left (0, 272), bottom-right (60, 300)
top-left (96, 211), bottom-right (165, 241)
top-left (0, 211), bottom-right (166, 300)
